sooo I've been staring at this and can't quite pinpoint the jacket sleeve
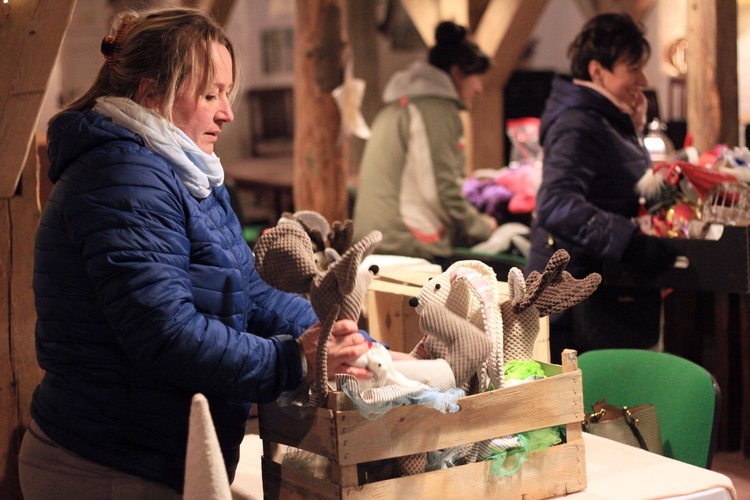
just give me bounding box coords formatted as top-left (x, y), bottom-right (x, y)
top-left (420, 100), bottom-right (494, 245)
top-left (535, 111), bottom-right (638, 261)
top-left (67, 150), bottom-right (309, 403)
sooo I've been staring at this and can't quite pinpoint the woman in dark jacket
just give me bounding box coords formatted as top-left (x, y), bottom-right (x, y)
top-left (527, 13), bottom-right (679, 363)
top-left (19, 8), bottom-right (370, 498)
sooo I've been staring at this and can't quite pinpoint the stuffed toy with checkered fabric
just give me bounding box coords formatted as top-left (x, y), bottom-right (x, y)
top-left (253, 220), bottom-right (381, 407)
top-left (501, 249), bottom-right (601, 363)
top-left (278, 211), bottom-right (354, 271)
top-left (409, 260), bottom-right (502, 393)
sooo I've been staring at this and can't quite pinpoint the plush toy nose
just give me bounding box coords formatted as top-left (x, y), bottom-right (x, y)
top-left (368, 264), bottom-right (379, 275)
top-left (408, 297), bottom-right (419, 307)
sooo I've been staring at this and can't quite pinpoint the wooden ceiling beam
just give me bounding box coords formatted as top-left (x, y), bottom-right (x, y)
top-left (477, 0), bottom-right (550, 88)
top-left (0, 0), bottom-right (77, 199)
top-left (399, 0), bottom-right (468, 46)
top-left (572, 0), bottom-right (656, 22)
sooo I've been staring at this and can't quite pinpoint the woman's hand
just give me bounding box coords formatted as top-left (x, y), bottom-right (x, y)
top-left (297, 320), bottom-right (372, 383)
top-left (631, 90), bottom-right (648, 131)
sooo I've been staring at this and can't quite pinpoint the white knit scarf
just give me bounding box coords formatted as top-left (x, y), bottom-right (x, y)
top-left (93, 96), bottom-right (224, 198)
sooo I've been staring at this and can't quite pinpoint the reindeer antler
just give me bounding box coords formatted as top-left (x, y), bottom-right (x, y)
top-left (501, 249), bottom-right (601, 363)
top-left (513, 249), bottom-right (570, 313)
top-left (521, 250), bottom-right (601, 318)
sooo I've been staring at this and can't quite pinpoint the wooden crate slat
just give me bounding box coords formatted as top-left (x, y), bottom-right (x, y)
top-left (339, 441), bottom-right (585, 499)
top-left (258, 403), bottom-right (338, 460)
top-left (335, 371), bottom-right (583, 465)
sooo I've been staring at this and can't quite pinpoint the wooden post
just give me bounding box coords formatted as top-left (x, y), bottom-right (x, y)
top-left (470, 0), bottom-right (550, 171)
top-left (686, 0), bottom-right (738, 151)
top-left (345, 0), bottom-right (379, 177)
top-left (1, 140), bottom-right (44, 499)
top-left (0, 1), bottom-right (75, 497)
top-left (293, 0), bottom-right (349, 223)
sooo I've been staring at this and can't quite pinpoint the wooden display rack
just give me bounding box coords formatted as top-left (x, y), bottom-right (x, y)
top-left (258, 350), bottom-right (586, 499)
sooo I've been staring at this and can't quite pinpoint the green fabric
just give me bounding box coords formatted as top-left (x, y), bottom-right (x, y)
top-left (505, 359), bottom-right (544, 381)
top-left (487, 427), bottom-right (563, 477)
top-left (578, 349), bottom-right (718, 468)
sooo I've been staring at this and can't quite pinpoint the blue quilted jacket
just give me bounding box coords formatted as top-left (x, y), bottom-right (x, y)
top-left (31, 109), bottom-right (317, 492)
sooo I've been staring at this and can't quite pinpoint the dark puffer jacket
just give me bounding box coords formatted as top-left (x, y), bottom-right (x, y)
top-left (527, 76), bottom-right (657, 359)
top-left (32, 110), bottom-right (317, 492)
top-left (528, 76), bottom-right (650, 276)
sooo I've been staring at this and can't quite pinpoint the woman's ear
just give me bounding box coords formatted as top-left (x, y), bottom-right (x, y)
top-left (137, 78), bottom-right (160, 110)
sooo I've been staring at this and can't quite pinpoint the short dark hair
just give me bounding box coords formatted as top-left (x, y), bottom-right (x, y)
top-left (568, 13), bottom-right (650, 80)
top-left (428, 21), bottom-right (490, 75)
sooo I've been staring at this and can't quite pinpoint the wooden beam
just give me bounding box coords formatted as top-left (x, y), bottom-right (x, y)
top-left (1, 139), bottom-right (43, 499)
top-left (572, 0), bottom-right (656, 22)
top-left (399, 0), bottom-right (469, 46)
top-left (346, 0), bottom-right (379, 175)
top-left (686, 0), bottom-right (738, 151)
top-left (470, 0), bottom-right (549, 171)
top-left (293, 0), bottom-right (349, 223)
top-left (0, 0), bottom-right (76, 199)
top-left (476, 0), bottom-right (550, 89)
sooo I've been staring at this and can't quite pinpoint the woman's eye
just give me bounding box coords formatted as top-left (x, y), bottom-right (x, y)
top-left (205, 94), bottom-right (217, 101)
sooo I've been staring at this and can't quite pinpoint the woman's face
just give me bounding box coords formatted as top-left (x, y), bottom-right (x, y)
top-left (172, 41), bottom-right (235, 154)
top-left (592, 53), bottom-right (648, 108)
top-left (450, 67), bottom-right (484, 109)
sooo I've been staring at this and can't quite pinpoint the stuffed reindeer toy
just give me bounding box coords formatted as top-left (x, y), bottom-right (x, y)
top-left (403, 249), bottom-right (601, 474)
top-left (253, 219), bottom-right (381, 407)
top-left (501, 249), bottom-right (602, 363)
top-left (277, 210), bottom-right (355, 271)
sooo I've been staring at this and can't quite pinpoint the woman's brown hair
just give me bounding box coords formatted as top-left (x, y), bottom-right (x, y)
top-left (54, 7), bottom-right (239, 123)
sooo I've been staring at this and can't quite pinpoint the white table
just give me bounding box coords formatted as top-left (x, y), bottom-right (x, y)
top-left (570, 433), bottom-right (735, 499)
top-left (231, 430), bottom-right (736, 500)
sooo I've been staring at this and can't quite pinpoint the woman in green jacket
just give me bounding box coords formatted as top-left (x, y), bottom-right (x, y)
top-left (353, 21), bottom-right (497, 260)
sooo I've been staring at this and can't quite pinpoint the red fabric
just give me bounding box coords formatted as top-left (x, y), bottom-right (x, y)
top-left (652, 161), bottom-right (737, 199)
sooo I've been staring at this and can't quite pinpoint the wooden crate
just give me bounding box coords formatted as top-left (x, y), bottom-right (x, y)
top-left (258, 350), bottom-right (585, 499)
top-left (365, 270), bottom-right (551, 362)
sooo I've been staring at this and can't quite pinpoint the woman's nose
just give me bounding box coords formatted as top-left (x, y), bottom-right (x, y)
top-left (638, 70), bottom-right (648, 87)
top-left (219, 102), bottom-right (234, 123)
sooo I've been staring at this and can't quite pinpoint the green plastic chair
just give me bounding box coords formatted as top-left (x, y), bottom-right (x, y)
top-left (578, 349), bottom-right (720, 468)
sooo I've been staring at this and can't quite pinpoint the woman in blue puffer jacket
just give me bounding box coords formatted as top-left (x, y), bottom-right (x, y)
top-left (19, 7), bottom-right (370, 498)
top-left (527, 13), bottom-right (680, 363)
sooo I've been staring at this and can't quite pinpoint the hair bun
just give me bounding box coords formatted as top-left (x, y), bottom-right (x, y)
top-left (434, 21), bottom-right (467, 47)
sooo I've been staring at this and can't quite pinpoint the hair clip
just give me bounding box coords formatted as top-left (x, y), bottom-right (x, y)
top-left (100, 23), bottom-right (131, 68)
